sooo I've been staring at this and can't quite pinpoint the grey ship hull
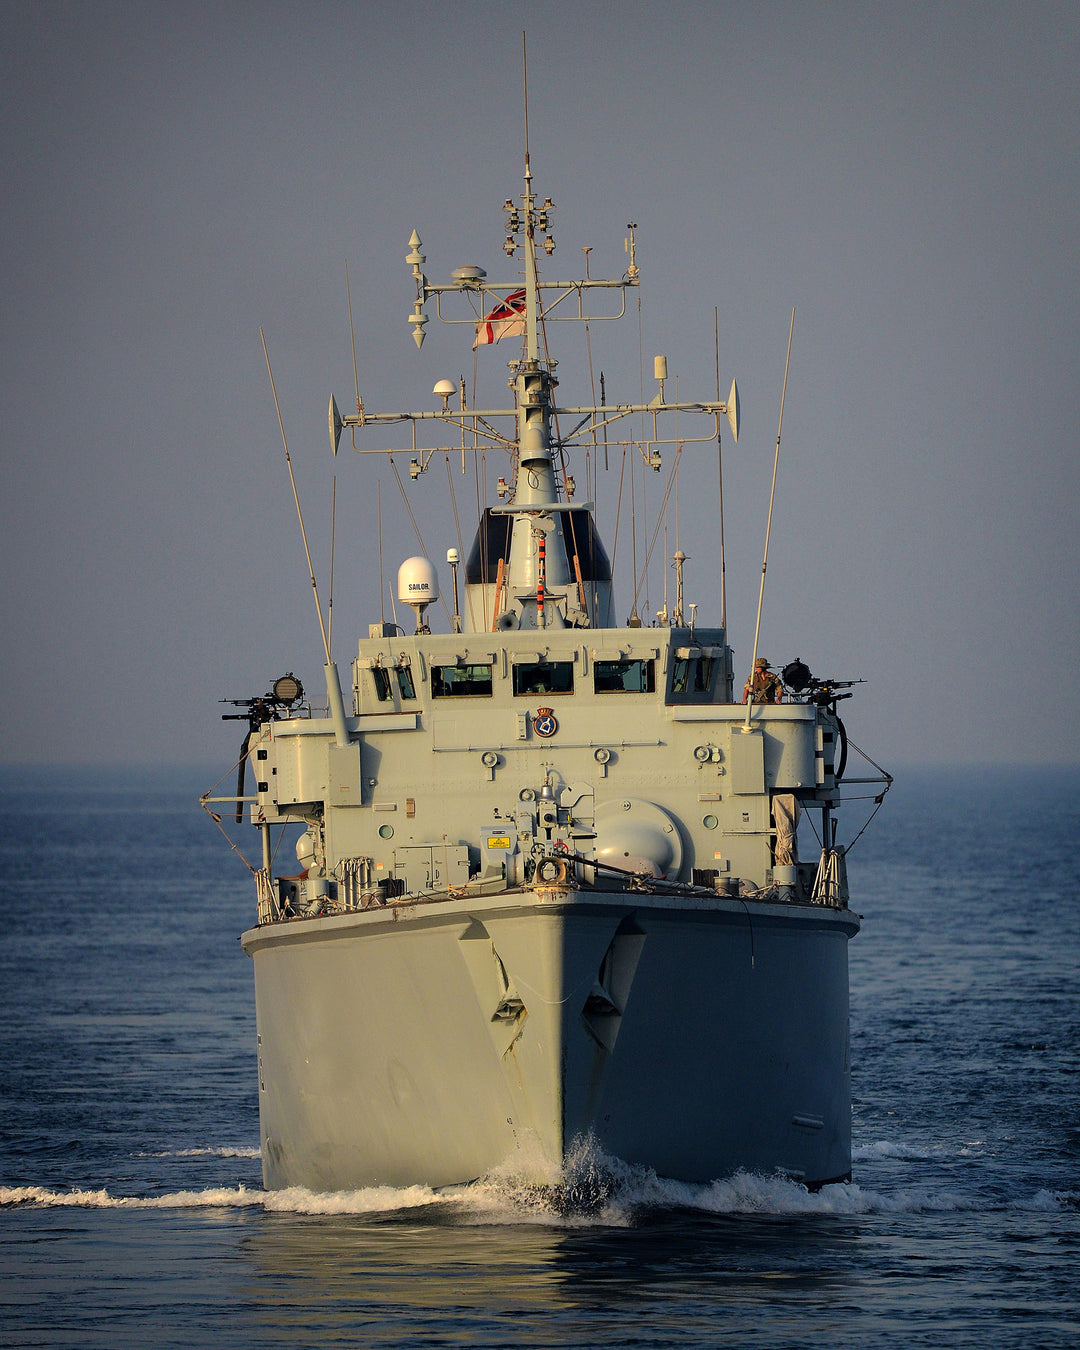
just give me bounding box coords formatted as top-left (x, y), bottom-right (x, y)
top-left (243, 887), bottom-right (858, 1191)
top-left (220, 155), bottom-right (890, 1198)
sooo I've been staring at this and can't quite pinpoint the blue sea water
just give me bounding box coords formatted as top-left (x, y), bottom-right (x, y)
top-left (0, 765), bottom-right (1077, 1348)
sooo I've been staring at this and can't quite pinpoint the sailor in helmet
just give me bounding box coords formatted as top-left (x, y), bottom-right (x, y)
top-left (743, 657), bottom-right (782, 705)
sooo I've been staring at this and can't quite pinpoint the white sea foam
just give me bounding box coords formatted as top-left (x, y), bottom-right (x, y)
top-left (135, 1146), bottom-right (262, 1159)
top-left (1011, 1188), bottom-right (1079, 1212)
top-left (852, 1138), bottom-right (986, 1163)
top-left (261, 1184), bottom-right (442, 1215)
top-left (456, 1139), bottom-right (1077, 1222)
top-left (3, 1140), bottom-right (1073, 1220)
top-left (0, 1184), bottom-right (266, 1210)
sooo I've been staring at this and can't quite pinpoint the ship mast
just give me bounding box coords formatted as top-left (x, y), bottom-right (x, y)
top-left (477, 68), bottom-right (569, 630)
top-left (521, 35), bottom-right (541, 369)
top-left (508, 153), bottom-right (557, 512)
top-left (329, 149), bottom-right (739, 635)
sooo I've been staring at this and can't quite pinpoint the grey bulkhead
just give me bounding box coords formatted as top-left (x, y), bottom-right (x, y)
top-left (242, 625), bottom-right (853, 1189)
top-left (252, 623), bottom-right (830, 895)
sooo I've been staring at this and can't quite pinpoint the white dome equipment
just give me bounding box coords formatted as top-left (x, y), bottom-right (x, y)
top-left (433, 379), bottom-right (456, 411)
top-left (450, 265), bottom-right (487, 285)
top-left (398, 556), bottom-right (439, 633)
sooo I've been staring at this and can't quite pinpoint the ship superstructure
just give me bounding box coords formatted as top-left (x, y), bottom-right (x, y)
top-left (206, 146), bottom-right (889, 1193)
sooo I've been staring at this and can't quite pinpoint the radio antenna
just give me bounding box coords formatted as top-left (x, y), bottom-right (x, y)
top-left (522, 32), bottom-right (530, 173)
top-left (261, 328), bottom-right (351, 747)
top-left (378, 478), bottom-right (385, 625)
top-left (261, 328), bottom-right (332, 667)
top-left (744, 307), bottom-right (795, 727)
top-left (327, 475), bottom-right (337, 656)
top-left (714, 307), bottom-right (728, 631)
top-left (345, 260), bottom-right (361, 415)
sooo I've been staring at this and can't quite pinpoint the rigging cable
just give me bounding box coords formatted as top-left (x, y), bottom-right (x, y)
top-left (633, 443), bottom-right (684, 603)
top-left (444, 451), bottom-right (467, 569)
top-left (388, 453), bottom-right (453, 627)
top-left (609, 444), bottom-right (627, 581)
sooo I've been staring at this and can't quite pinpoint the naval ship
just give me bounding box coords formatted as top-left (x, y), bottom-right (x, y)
top-left (205, 147), bottom-right (890, 1194)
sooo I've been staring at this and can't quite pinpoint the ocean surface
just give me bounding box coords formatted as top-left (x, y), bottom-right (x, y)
top-left (0, 764), bottom-right (1077, 1348)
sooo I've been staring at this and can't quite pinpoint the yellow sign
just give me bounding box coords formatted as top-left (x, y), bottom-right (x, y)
top-left (487, 836), bottom-right (512, 851)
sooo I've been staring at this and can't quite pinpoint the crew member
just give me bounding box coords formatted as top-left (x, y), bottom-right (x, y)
top-left (743, 657), bottom-right (782, 704)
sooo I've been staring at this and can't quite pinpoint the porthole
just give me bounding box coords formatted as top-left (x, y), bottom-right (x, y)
top-left (702, 814), bottom-right (718, 830)
top-left (378, 824), bottom-right (394, 840)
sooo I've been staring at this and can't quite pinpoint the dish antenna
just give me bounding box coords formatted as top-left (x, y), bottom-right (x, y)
top-left (329, 394), bottom-right (343, 456)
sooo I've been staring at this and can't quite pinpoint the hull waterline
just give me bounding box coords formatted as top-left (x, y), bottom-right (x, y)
top-left (243, 888), bottom-right (857, 1191)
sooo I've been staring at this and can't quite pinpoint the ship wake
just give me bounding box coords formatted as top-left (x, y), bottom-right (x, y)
top-left (2, 1136), bottom-right (1076, 1221)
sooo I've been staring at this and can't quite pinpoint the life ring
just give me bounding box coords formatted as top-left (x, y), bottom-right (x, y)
top-left (535, 856), bottom-right (571, 886)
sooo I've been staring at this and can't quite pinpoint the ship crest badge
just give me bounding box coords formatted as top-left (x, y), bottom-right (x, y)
top-left (534, 707), bottom-right (558, 738)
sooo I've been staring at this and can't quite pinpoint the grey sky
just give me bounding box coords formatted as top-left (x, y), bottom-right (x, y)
top-left (2, 0), bottom-right (1077, 770)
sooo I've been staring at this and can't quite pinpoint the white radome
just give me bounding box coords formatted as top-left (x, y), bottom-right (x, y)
top-left (397, 556), bottom-right (439, 605)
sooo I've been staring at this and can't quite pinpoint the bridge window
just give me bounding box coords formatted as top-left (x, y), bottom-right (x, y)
top-left (670, 654), bottom-right (716, 699)
top-left (431, 663), bottom-right (494, 698)
top-left (513, 661), bottom-right (574, 696)
top-left (396, 666), bottom-right (417, 700)
top-left (372, 664), bottom-right (416, 702)
top-left (594, 658), bottom-right (655, 693)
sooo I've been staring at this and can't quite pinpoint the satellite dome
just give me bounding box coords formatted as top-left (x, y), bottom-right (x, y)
top-left (397, 556), bottom-right (439, 606)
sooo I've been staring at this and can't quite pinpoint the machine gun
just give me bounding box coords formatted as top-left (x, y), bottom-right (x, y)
top-left (780, 659), bottom-right (866, 707)
top-left (220, 674), bottom-right (305, 821)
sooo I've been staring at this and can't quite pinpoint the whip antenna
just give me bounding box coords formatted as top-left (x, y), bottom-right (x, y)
top-left (345, 260), bottom-right (361, 415)
top-left (261, 328), bottom-right (351, 747)
top-left (261, 328), bottom-right (332, 665)
top-left (328, 475), bottom-right (337, 655)
top-left (714, 307), bottom-right (728, 631)
top-left (522, 32), bottom-right (530, 172)
top-left (744, 307), bottom-right (795, 727)
top-left (378, 478), bottom-right (385, 626)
